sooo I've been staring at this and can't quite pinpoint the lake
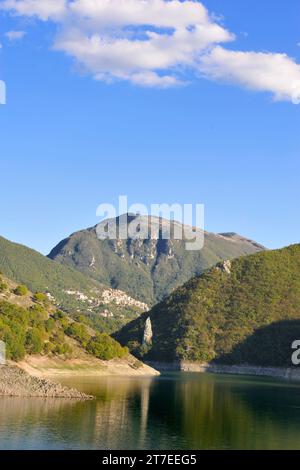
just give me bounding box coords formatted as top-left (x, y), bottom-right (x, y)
top-left (1, 372), bottom-right (300, 450)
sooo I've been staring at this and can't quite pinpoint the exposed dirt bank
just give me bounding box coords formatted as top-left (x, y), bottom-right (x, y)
top-left (16, 355), bottom-right (160, 378)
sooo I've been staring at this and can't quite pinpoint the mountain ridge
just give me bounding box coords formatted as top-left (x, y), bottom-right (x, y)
top-left (48, 214), bottom-right (265, 305)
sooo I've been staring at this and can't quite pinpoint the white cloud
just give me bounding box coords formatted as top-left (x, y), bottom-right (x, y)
top-left (53, 22), bottom-right (233, 86)
top-left (5, 30), bottom-right (26, 40)
top-left (129, 71), bottom-right (181, 87)
top-left (1, 0), bottom-right (300, 102)
top-left (1, 0), bottom-right (215, 27)
top-left (1, 0), bottom-right (67, 20)
top-left (200, 46), bottom-right (300, 104)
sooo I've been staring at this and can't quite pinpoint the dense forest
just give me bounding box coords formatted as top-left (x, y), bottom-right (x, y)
top-left (116, 244), bottom-right (300, 367)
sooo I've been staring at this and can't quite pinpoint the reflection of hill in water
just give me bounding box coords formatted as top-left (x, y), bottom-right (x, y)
top-left (1, 374), bottom-right (300, 449)
top-left (0, 398), bottom-right (84, 449)
top-left (147, 374), bottom-right (300, 449)
top-left (0, 378), bottom-right (157, 450)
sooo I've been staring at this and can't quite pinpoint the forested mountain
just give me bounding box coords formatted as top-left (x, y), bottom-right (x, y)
top-left (49, 214), bottom-right (264, 304)
top-left (116, 244), bottom-right (300, 368)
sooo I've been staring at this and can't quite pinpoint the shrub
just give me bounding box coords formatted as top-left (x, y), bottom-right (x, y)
top-left (0, 282), bottom-right (8, 292)
top-left (43, 341), bottom-right (55, 354)
top-left (28, 306), bottom-right (46, 330)
top-left (58, 317), bottom-right (69, 330)
top-left (53, 342), bottom-right (72, 356)
top-left (53, 310), bottom-right (66, 320)
top-left (14, 285), bottom-right (28, 296)
top-left (33, 292), bottom-right (47, 303)
top-left (30, 304), bottom-right (45, 314)
top-left (51, 330), bottom-right (65, 344)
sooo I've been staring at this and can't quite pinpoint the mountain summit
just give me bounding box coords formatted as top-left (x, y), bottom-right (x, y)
top-left (48, 214), bottom-right (265, 304)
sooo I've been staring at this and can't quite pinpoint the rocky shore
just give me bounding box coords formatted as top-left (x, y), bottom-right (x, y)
top-left (147, 361), bottom-right (300, 382)
top-left (0, 365), bottom-right (93, 399)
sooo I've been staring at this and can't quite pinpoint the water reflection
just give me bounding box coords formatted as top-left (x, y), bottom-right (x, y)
top-left (1, 374), bottom-right (300, 449)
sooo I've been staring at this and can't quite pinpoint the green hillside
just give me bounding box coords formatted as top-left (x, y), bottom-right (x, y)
top-left (0, 236), bottom-right (146, 332)
top-left (116, 244), bottom-right (300, 367)
top-left (48, 215), bottom-right (265, 304)
top-left (0, 274), bottom-right (128, 362)
top-left (0, 236), bottom-right (102, 298)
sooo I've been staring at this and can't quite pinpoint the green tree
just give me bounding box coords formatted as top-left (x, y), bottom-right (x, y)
top-left (87, 333), bottom-right (128, 360)
top-left (65, 322), bottom-right (90, 346)
top-left (45, 318), bottom-right (56, 333)
top-left (25, 328), bottom-right (43, 354)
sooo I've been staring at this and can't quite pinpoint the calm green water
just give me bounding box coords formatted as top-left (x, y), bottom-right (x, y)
top-left (1, 372), bottom-right (300, 449)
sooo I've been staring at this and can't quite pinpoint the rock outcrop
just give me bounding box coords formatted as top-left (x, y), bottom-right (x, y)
top-left (143, 317), bottom-right (153, 346)
top-left (219, 260), bottom-right (232, 274)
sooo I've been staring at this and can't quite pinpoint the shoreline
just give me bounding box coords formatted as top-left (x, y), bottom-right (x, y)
top-left (147, 361), bottom-right (300, 382)
top-left (0, 357), bottom-right (160, 398)
top-left (0, 365), bottom-right (93, 399)
top-left (15, 356), bottom-right (160, 379)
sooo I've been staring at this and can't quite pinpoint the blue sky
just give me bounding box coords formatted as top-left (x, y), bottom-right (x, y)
top-left (0, 0), bottom-right (300, 254)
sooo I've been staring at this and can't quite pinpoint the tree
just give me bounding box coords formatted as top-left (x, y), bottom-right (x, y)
top-left (25, 328), bottom-right (43, 354)
top-left (65, 323), bottom-right (90, 346)
top-left (45, 318), bottom-right (56, 333)
top-left (87, 333), bottom-right (128, 360)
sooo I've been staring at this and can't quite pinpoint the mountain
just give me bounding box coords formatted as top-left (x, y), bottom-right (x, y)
top-left (48, 214), bottom-right (265, 305)
top-left (0, 236), bottom-right (148, 332)
top-left (115, 244), bottom-right (300, 368)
